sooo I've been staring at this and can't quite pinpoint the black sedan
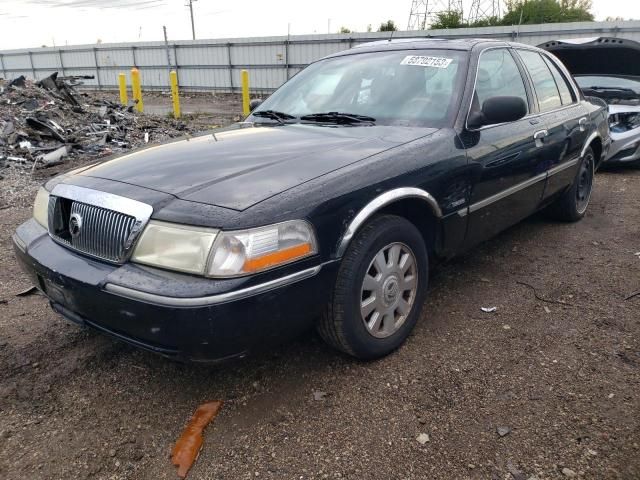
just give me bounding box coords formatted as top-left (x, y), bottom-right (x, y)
top-left (13, 38), bottom-right (610, 362)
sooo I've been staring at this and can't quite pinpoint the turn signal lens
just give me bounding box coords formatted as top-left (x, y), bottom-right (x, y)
top-left (33, 187), bottom-right (50, 228)
top-left (207, 220), bottom-right (317, 277)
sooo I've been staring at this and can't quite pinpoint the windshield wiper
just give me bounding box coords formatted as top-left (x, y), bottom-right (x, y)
top-left (584, 86), bottom-right (638, 94)
top-left (251, 110), bottom-right (296, 124)
top-left (300, 112), bottom-right (376, 125)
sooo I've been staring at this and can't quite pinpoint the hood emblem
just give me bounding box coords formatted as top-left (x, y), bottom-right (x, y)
top-left (69, 213), bottom-right (83, 238)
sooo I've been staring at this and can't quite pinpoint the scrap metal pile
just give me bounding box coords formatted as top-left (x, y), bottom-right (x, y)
top-left (0, 72), bottom-right (195, 171)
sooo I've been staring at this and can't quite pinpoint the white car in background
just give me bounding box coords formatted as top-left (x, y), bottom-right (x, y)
top-left (539, 37), bottom-right (640, 166)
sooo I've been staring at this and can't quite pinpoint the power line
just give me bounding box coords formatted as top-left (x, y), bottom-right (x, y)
top-left (408, 0), bottom-right (465, 29)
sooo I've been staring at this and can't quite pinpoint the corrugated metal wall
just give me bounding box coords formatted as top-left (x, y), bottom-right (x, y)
top-left (1, 20), bottom-right (639, 93)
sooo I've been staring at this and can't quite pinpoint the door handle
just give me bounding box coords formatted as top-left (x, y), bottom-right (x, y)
top-left (578, 117), bottom-right (587, 132)
top-left (533, 129), bottom-right (548, 147)
top-left (533, 130), bottom-right (549, 140)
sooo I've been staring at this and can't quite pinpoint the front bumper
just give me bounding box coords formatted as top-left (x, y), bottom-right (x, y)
top-left (605, 109), bottom-right (640, 164)
top-left (13, 219), bottom-right (339, 362)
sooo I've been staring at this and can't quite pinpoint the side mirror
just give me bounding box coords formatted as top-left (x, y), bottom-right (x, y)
top-left (469, 96), bottom-right (527, 128)
top-left (249, 98), bottom-right (263, 112)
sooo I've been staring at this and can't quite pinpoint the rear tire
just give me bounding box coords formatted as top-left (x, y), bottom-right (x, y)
top-left (546, 146), bottom-right (595, 222)
top-left (317, 215), bottom-right (428, 359)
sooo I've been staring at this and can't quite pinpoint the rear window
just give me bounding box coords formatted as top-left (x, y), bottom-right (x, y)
top-left (542, 55), bottom-right (575, 105)
top-left (517, 50), bottom-right (562, 112)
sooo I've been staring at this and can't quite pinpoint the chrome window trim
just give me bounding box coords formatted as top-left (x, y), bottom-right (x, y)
top-left (49, 183), bottom-right (153, 263)
top-left (336, 187), bottom-right (442, 258)
top-left (104, 265), bottom-right (322, 307)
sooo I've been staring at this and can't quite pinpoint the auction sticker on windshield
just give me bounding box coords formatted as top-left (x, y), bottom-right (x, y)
top-left (400, 55), bottom-right (453, 68)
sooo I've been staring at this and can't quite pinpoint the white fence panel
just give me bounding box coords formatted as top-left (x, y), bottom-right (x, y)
top-left (1, 20), bottom-right (639, 92)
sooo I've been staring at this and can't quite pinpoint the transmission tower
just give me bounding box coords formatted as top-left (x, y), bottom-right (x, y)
top-left (467, 0), bottom-right (501, 23)
top-left (407, 0), bottom-right (465, 30)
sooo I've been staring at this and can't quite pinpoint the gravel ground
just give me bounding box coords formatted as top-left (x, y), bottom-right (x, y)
top-left (0, 163), bottom-right (638, 480)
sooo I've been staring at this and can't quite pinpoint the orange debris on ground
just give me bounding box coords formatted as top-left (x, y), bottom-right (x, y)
top-left (171, 400), bottom-right (223, 478)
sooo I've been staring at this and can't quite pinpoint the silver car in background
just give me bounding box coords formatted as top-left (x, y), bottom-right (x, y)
top-left (539, 37), bottom-right (640, 166)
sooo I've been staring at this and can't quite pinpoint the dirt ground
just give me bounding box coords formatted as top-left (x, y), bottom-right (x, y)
top-left (0, 158), bottom-right (639, 479)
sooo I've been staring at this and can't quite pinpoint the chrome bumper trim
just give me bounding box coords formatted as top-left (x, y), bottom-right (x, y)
top-left (104, 265), bottom-right (322, 307)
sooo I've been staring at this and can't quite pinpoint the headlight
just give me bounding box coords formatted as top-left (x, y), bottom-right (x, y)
top-left (131, 221), bottom-right (218, 275)
top-left (131, 219), bottom-right (317, 278)
top-left (33, 187), bottom-right (50, 228)
top-left (207, 220), bottom-right (317, 277)
top-left (610, 112), bottom-right (640, 133)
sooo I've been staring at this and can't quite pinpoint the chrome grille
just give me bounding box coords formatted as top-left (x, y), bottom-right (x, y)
top-left (49, 196), bottom-right (138, 263)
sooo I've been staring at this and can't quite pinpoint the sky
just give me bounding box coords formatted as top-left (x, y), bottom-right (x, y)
top-left (0, 0), bottom-right (638, 50)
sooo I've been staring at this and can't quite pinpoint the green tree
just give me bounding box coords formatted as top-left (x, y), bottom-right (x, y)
top-left (339, 26), bottom-right (352, 34)
top-left (378, 20), bottom-right (397, 32)
top-left (430, 11), bottom-right (467, 29)
top-left (468, 16), bottom-right (502, 27)
top-left (502, 0), bottom-right (593, 25)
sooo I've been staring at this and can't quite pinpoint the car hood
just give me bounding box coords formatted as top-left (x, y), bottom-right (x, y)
top-left (538, 37), bottom-right (640, 77)
top-left (608, 104), bottom-right (640, 115)
top-left (79, 123), bottom-right (436, 211)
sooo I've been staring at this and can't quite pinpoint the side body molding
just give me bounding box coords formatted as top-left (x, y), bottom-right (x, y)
top-left (336, 187), bottom-right (442, 258)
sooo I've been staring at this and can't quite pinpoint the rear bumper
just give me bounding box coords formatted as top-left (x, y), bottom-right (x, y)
top-left (13, 219), bottom-right (339, 362)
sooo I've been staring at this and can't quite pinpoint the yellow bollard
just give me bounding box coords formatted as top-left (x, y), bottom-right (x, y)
top-left (118, 73), bottom-right (128, 106)
top-left (170, 70), bottom-right (181, 119)
top-left (241, 69), bottom-right (250, 117)
top-left (131, 67), bottom-right (144, 113)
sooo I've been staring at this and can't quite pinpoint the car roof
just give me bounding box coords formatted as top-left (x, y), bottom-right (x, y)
top-left (321, 38), bottom-right (542, 61)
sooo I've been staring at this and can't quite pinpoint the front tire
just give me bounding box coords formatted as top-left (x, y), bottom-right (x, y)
top-left (546, 146), bottom-right (595, 222)
top-left (317, 215), bottom-right (428, 359)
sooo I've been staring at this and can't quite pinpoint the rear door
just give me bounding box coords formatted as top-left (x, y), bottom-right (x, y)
top-left (515, 49), bottom-right (589, 199)
top-left (462, 47), bottom-right (546, 247)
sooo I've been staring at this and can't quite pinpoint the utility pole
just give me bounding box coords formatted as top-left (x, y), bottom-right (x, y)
top-left (186, 0), bottom-right (197, 40)
top-left (163, 26), bottom-right (172, 75)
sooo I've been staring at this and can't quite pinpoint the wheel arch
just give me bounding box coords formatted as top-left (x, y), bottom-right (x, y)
top-left (335, 188), bottom-right (442, 258)
top-left (582, 131), bottom-right (603, 167)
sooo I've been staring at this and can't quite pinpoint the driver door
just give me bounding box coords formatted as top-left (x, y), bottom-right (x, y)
top-left (462, 48), bottom-right (546, 248)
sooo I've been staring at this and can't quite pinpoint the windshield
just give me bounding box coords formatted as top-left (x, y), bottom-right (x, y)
top-left (251, 49), bottom-right (468, 127)
top-left (575, 75), bottom-right (640, 93)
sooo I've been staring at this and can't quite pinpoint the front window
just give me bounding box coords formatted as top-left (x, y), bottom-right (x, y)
top-left (474, 48), bottom-right (529, 110)
top-left (252, 49), bottom-right (468, 127)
